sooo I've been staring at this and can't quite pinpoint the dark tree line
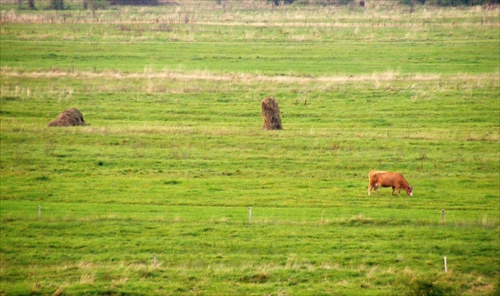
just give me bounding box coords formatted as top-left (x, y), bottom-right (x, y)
top-left (20, 0), bottom-right (499, 10)
top-left (403, 0), bottom-right (498, 5)
top-left (20, 0), bottom-right (159, 10)
top-left (267, 0), bottom-right (295, 5)
top-left (108, 0), bottom-right (159, 5)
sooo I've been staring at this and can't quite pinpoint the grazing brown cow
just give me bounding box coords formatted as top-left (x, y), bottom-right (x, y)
top-left (368, 171), bottom-right (413, 197)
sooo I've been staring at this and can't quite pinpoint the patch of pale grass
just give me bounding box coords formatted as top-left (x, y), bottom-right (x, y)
top-left (112, 277), bottom-right (129, 286)
top-left (336, 279), bottom-right (350, 287)
top-left (77, 261), bottom-right (94, 270)
top-left (479, 214), bottom-right (498, 228)
top-left (403, 267), bottom-right (415, 279)
top-left (52, 282), bottom-right (69, 296)
top-left (128, 262), bottom-right (148, 271)
top-left (366, 266), bottom-right (379, 279)
top-left (210, 217), bottom-right (231, 223)
top-left (319, 262), bottom-right (341, 270)
top-left (465, 132), bottom-right (499, 142)
top-left (467, 276), bottom-right (496, 294)
top-left (289, 35), bottom-right (309, 42)
top-left (79, 273), bottom-right (95, 285)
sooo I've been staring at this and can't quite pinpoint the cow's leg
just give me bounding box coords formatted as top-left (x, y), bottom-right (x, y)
top-left (375, 183), bottom-right (380, 195)
top-left (394, 186), bottom-right (401, 196)
top-left (368, 182), bottom-right (377, 195)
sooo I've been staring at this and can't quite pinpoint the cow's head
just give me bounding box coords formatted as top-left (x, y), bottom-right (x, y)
top-left (406, 186), bottom-right (413, 197)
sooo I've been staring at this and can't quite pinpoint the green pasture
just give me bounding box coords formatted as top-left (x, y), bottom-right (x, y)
top-left (1, 2), bottom-right (499, 295)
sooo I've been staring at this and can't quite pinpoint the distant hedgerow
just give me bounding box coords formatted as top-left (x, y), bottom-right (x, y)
top-left (48, 0), bottom-right (64, 10)
top-left (401, 0), bottom-right (499, 5)
top-left (266, 0), bottom-right (296, 5)
top-left (108, 0), bottom-right (159, 5)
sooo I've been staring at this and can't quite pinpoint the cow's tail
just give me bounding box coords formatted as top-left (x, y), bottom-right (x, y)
top-left (368, 171), bottom-right (374, 195)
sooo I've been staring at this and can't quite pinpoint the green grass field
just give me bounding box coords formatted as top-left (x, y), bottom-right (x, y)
top-left (1, 1), bottom-right (499, 295)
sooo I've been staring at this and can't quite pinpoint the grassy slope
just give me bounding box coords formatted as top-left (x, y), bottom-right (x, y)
top-left (1, 3), bottom-right (499, 295)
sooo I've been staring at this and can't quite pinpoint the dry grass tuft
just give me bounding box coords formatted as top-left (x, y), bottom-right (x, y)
top-left (261, 97), bottom-right (283, 130)
top-left (79, 273), bottom-right (95, 285)
top-left (48, 108), bottom-right (86, 127)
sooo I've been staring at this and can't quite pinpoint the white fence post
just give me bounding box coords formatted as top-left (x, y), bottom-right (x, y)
top-left (444, 256), bottom-right (448, 272)
top-left (248, 206), bottom-right (252, 223)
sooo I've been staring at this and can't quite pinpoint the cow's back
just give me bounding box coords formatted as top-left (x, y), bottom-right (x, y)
top-left (369, 171), bottom-right (388, 182)
top-left (369, 171), bottom-right (398, 187)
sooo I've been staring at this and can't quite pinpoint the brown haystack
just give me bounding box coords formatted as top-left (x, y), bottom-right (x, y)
top-left (48, 108), bottom-right (86, 127)
top-left (261, 97), bottom-right (283, 130)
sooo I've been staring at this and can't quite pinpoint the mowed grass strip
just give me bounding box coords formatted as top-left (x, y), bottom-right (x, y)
top-left (1, 32), bottom-right (497, 74)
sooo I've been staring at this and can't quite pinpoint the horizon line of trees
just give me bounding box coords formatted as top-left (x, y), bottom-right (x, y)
top-left (17, 0), bottom-right (499, 11)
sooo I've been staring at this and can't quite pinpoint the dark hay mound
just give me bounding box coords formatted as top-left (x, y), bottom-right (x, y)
top-left (48, 108), bottom-right (86, 127)
top-left (261, 97), bottom-right (283, 130)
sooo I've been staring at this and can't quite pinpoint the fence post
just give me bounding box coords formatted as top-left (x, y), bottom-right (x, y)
top-left (441, 209), bottom-right (445, 224)
top-left (38, 205), bottom-right (42, 219)
top-left (248, 206), bottom-right (252, 224)
top-left (444, 256), bottom-right (447, 272)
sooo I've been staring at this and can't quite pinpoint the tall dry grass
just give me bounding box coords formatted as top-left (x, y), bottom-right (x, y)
top-left (2, 67), bottom-right (497, 86)
top-left (1, 2), bottom-right (498, 26)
